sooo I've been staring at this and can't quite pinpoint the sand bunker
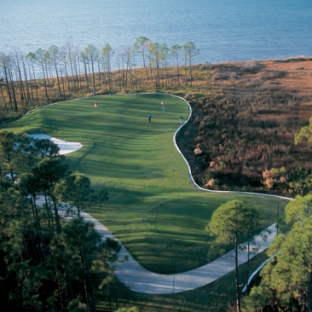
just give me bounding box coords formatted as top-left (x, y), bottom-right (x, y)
top-left (29, 134), bottom-right (82, 155)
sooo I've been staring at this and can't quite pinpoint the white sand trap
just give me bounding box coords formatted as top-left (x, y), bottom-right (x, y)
top-left (29, 134), bottom-right (82, 155)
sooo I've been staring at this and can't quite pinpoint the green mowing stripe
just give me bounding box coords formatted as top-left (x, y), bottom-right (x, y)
top-left (1, 93), bottom-right (288, 274)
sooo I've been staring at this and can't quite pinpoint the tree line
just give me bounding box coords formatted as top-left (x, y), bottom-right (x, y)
top-left (241, 194), bottom-right (312, 312)
top-left (0, 131), bottom-right (120, 311)
top-left (205, 121), bottom-right (312, 312)
top-left (0, 37), bottom-right (199, 118)
top-left (241, 125), bottom-right (312, 312)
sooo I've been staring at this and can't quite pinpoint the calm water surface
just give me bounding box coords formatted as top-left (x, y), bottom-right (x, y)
top-left (1, 0), bottom-right (311, 64)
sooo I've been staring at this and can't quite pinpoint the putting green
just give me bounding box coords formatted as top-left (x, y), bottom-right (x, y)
top-left (2, 93), bottom-right (288, 274)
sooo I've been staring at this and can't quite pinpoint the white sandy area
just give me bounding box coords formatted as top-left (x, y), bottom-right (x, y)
top-left (29, 134), bottom-right (82, 155)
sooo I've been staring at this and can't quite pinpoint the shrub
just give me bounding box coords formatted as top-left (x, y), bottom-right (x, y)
top-left (204, 178), bottom-right (215, 189)
top-left (204, 170), bottom-right (218, 180)
top-left (265, 178), bottom-right (274, 189)
top-left (262, 169), bottom-right (273, 180)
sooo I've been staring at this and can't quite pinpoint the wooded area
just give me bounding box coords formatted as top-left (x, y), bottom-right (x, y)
top-left (0, 38), bottom-right (198, 124)
top-left (0, 132), bottom-right (119, 311)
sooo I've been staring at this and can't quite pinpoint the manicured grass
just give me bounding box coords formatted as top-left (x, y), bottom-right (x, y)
top-left (2, 93), bottom-right (288, 274)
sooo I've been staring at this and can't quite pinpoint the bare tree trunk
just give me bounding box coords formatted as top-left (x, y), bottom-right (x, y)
top-left (0, 85), bottom-right (8, 111)
top-left (8, 66), bottom-right (18, 111)
top-left (97, 58), bottom-right (101, 87)
top-left (82, 59), bottom-right (89, 91)
top-left (45, 62), bottom-right (50, 85)
top-left (148, 57), bottom-right (153, 84)
top-left (107, 57), bottom-right (112, 93)
top-left (90, 59), bottom-right (96, 94)
top-left (40, 62), bottom-right (50, 103)
top-left (60, 69), bottom-right (66, 100)
top-left (3, 61), bottom-right (14, 110)
top-left (85, 263), bottom-right (96, 312)
top-left (63, 43), bottom-right (74, 90)
top-left (235, 233), bottom-right (241, 312)
top-left (246, 232), bottom-right (252, 287)
top-left (67, 52), bottom-right (75, 90)
top-left (30, 64), bottom-right (40, 106)
top-left (54, 63), bottom-right (62, 98)
top-left (50, 195), bottom-right (61, 234)
top-left (75, 54), bottom-right (81, 89)
top-left (31, 194), bottom-right (46, 261)
top-left (43, 193), bottom-right (54, 237)
top-left (189, 55), bottom-right (193, 86)
top-left (13, 55), bottom-right (26, 107)
top-left (22, 58), bottom-right (31, 107)
top-left (64, 60), bottom-right (71, 91)
top-left (177, 58), bottom-right (180, 86)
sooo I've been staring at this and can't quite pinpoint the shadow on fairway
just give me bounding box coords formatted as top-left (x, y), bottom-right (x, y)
top-left (0, 93), bottom-right (289, 276)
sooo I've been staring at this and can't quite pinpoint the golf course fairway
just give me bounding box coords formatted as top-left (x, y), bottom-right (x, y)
top-left (1, 93), bottom-right (288, 274)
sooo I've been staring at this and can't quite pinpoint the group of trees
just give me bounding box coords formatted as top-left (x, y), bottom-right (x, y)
top-left (239, 121), bottom-right (312, 311)
top-left (0, 131), bottom-right (119, 311)
top-left (206, 200), bottom-right (260, 312)
top-left (242, 194), bottom-right (312, 312)
top-left (205, 119), bottom-right (312, 312)
top-left (0, 37), bottom-right (199, 117)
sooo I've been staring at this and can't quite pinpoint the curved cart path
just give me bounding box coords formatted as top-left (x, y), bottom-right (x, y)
top-left (86, 212), bottom-right (278, 294)
top-left (33, 94), bottom-right (291, 294)
top-left (36, 195), bottom-right (278, 295)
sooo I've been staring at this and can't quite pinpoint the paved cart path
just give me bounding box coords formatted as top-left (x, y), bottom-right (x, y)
top-left (83, 211), bottom-right (277, 294)
top-left (36, 195), bottom-right (277, 295)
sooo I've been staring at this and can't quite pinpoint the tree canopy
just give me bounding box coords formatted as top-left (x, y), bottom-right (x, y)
top-left (295, 116), bottom-right (312, 145)
top-left (207, 199), bottom-right (259, 312)
top-left (0, 131), bottom-right (118, 311)
top-left (244, 195), bottom-right (312, 311)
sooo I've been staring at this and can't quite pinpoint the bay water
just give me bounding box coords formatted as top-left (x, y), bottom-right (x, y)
top-left (1, 0), bottom-right (311, 65)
